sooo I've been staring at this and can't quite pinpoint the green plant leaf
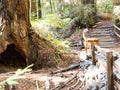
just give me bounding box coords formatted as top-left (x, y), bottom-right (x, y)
top-left (7, 80), bottom-right (19, 85)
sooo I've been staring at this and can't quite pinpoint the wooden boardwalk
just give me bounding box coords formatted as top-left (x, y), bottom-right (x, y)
top-left (89, 26), bottom-right (120, 48)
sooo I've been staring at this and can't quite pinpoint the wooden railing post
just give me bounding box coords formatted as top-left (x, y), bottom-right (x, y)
top-left (91, 42), bottom-right (96, 65)
top-left (106, 52), bottom-right (114, 90)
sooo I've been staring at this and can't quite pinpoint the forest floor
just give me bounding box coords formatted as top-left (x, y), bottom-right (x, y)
top-left (0, 19), bottom-right (120, 90)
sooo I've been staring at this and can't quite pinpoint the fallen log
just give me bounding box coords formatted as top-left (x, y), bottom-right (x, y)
top-left (50, 64), bottom-right (80, 74)
top-left (51, 71), bottom-right (79, 90)
top-left (114, 80), bottom-right (120, 90)
top-left (67, 78), bottom-right (80, 90)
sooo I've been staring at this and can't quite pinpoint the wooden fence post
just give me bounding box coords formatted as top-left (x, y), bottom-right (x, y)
top-left (91, 42), bottom-right (96, 65)
top-left (106, 52), bottom-right (114, 90)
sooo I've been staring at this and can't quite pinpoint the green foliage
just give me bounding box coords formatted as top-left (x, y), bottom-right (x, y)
top-left (113, 6), bottom-right (120, 27)
top-left (78, 4), bottom-right (96, 26)
top-left (97, 0), bottom-right (113, 13)
top-left (0, 64), bottom-right (34, 90)
top-left (46, 34), bottom-right (71, 53)
top-left (45, 14), bottom-right (70, 28)
top-left (113, 6), bottom-right (120, 20)
top-left (30, 12), bottom-right (37, 20)
top-left (52, 39), bottom-right (70, 48)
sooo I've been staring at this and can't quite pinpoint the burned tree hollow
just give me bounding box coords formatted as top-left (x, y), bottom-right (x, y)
top-left (0, 44), bottom-right (27, 67)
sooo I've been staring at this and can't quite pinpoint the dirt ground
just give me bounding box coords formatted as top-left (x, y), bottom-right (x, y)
top-left (0, 19), bottom-right (120, 90)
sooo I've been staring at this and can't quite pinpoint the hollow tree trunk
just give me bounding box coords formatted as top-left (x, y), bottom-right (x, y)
top-left (0, 0), bottom-right (66, 69)
top-left (0, 0), bottom-right (35, 67)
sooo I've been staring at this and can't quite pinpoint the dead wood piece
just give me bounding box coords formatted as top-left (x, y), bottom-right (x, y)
top-left (78, 77), bottom-right (86, 89)
top-left (114, 80), bottom-right (120, 90)
top-left (50, 64), bottom-right (80, 74)
top-left (45, 79), bottom-right (50, 90)
top-left (114, 61), bottom-right (120, 73)
top-left (67, 78), bottom-right (80, 90)
top-left (51, 71), bottom-right (79, 90)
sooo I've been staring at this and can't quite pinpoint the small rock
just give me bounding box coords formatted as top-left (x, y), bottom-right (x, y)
top-left (86, 82), bottom-right (99, 90)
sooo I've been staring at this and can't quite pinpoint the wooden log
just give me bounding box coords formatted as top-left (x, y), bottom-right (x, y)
top-left (52, 71), bottom-right (79, 90)
top-left (95, 45), bottom-right (109, 56)
top-left (68, 78), bottom-right (80, 90)
top-left (91, 43), bottom-right (96, 65)
top-left (50, 64), bottom-right (80, 74)
top-left (114, 24), bottom-right (120, 38)
top-left (106, 52), bottom-right (114, 90)
top-left (114, 80), bottom-right (120, 90)
top-left (114, 60), bottom-right (120, 72)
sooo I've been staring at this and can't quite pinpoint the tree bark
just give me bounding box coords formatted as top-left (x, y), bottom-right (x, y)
top-left (0, 0), bottom-right (37, 67)
top-left (81, 0), bottom-right (97, 25)
top-left (0, 0), bottom-right (30, 55)
top-left (0, 0), bottom-right (73, 69)
top-left (38, 0), bottom-right (42, 18)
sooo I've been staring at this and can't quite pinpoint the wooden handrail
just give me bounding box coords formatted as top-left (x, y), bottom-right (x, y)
top-left (114, 80), bottom-right (120, 90)
top-left (114, 24), bottom-right (120, 31)
top-left (83, 28), bottom-right (120, 90)
top-left (94, 45), bottom-right (110, 56)
top-left (91, 43), bottom-right (120, 90)
top-left (114, 24), bottom-right (120, 38)
top-left (83, 26), bottom-right (120, 90)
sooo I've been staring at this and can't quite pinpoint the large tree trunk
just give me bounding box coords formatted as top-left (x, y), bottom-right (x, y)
top-left (0, 0), bottom-right (30, 63)
top-left (0, 0), bottom-right (69, 69)
top-left (0, 0), bottom-right (36, 67)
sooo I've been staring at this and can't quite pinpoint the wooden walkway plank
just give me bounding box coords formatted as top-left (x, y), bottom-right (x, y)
top-left (89, 25), bottom-right (118, 48)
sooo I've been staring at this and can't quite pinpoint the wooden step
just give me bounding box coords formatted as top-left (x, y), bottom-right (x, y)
top-left (91, 30), bottom-right (111, 33)
top-left (95, 37), bottom-right (112, 39)
top-left (95, 29), bottom-right (111, 31)
top-left (100, 42), bottom-right (115, 44)
top-left (99, 45), bottom-right (116, 48)
top-left (90, 34), bottom-right (111, 37)
top-left (99, 39), bottom-right (114, 42)
top-left (97, 26), bottom-right (113, 29)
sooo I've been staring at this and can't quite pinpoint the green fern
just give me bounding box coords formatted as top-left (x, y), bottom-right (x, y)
top-left (0, 64), bottom-right (34, 89)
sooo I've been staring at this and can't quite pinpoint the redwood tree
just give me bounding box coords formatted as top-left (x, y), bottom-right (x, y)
top-left (0, 0), bottom-right (65, 69)
top-left (0, 0), bottom-right (38, 67)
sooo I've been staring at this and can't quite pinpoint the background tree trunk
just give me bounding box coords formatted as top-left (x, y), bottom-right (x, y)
top-left (38, 0), bottom-right (42, 18)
